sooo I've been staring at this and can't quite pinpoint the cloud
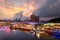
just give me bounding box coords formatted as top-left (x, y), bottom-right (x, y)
top-left (0, 0), bottom-right (5, 2)
top-left (0, 0), bottom-right (47, 20)
top-left (34, 0), bottom-right (60, 17)
top-left (1, 0), bottom-right (60, 21)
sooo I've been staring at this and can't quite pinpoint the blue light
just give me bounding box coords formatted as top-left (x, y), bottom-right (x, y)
top-left (53, 29), bottom-right (60, 39)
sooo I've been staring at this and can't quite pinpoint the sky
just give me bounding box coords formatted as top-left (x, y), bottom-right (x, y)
top-left (34, 0), bottom-right (60, 21)
top-left (0, 0), bottom-right (60, 21)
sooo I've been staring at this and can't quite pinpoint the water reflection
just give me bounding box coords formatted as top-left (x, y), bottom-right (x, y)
top-left (0, 30), bottom-right (36, 40)
top-left (0, 26), bottom-right (59, 40)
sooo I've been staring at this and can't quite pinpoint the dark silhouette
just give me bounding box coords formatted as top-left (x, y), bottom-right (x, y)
top-left (47, 17), bottom-right (60, 23)
top-left (30, 14), bottom-right (39, 23)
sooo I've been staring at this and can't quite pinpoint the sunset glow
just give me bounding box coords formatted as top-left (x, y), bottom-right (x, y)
top-left (0, 0), bottom-right (38, 19)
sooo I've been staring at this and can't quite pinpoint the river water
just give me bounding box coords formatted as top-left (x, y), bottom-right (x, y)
top-left (0, 26), bottom-right (59, 40)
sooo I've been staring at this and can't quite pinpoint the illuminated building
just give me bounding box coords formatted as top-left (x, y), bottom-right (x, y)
top-left (30, 15), bottom-right (39, 23)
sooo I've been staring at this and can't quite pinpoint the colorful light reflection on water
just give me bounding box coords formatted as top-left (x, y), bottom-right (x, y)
top-left (0, 26), bottom-right (60, 40)
top-left (0, 26), bottom-right (34, 34)
top-left (0, 26), bottom-right (10, 30)
top-left (0, 26), bottom-right (10, 34)
top-left (53, 29), bottom-right (60, 39)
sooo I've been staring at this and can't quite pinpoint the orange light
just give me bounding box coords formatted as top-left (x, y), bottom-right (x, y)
top-left (0, 0), bottom-right (38, 19)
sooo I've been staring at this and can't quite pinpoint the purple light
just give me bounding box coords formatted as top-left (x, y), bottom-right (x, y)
top-left (25, 22), bottom-right (38, 25)
top-left (0, 26), bottom-right (10, 30)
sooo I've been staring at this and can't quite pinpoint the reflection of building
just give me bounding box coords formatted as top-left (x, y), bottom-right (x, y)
top-left (30, 15), bottom-right (39, 23)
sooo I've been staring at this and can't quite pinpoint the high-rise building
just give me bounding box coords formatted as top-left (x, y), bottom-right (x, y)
top-left (30, 15), bottom-right (39, 23)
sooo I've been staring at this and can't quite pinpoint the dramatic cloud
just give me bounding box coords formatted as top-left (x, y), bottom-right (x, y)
top-left (0, 0), bottom-right (60, 21)
top-left (34, 0), bottom-right (60, 20)
top-left (0, 0), bottom-right (47, 20)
